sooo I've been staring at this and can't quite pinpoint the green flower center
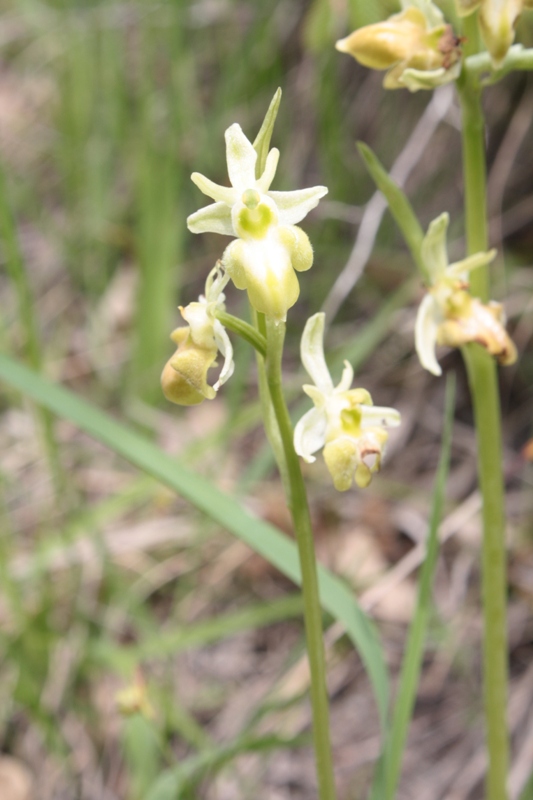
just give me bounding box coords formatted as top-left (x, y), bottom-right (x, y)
top-left (236, 192), bottom-right (275, 239)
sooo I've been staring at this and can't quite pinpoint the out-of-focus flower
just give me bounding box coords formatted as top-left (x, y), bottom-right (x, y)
top-left (186, 101), bottom-right (328, 320)
top-left (116, 671), bottom-right (154, 719)
top-left (335, 0), bottom-right (462, 91)
top-left (294, 313), bottom-right (401, 491)
top-left (456, 0), bottom-right (533, 66)
top-left (522, 437), bottom-right (533, 461)
top-left (415, 213), bottom-right (517, 375)
top-left (161, 264), bottom-right (234, 405)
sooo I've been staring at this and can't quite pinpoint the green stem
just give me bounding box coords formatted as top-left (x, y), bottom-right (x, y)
top-left (216, 310), bottom-right (266, 357)
top-left (264, 317), bottom-right (337, 800)
top-left (458, 71), bottom-right (509, 800)
top-left (457, 77), bottom-right (489, 301)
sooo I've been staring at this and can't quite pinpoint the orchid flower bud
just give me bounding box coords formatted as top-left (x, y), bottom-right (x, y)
top-left (336, 1), bottom-right (462, 91)
top-left (161, 264), bottom-right (234, 406)
top-left (294, 314), bottom-right (401, 491)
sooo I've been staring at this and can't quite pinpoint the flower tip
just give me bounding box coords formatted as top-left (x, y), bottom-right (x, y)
top-left (335, 36), bottom-right (350, 53)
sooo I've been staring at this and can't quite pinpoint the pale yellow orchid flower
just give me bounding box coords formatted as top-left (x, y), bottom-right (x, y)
top-left (187, 100), bottom-right (328, 320)
top-left (415, 213), bottom-right (517, 375)
top-left (294, 314), bottom-right (400, 491)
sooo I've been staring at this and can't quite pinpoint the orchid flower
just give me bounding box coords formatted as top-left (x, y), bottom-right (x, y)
top-left (456, 0), bottom-right (533, 66)
top-left (335, 0), bottom-right (462, 91)
top-left (186, 98), bottom-right (328, 320)
top-left (415, 213), bottom-right (517, 375)
top-left (294, 313), bottom-right (401, 491)
top-left (161, 264), bottom-right (234, 405)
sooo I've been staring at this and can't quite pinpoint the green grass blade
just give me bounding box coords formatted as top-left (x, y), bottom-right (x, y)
top-left (0, 353), bottom-right (389, 730)
top-left (370, 374), bottom-right (456, 800)
top-left (146, 732), bottom-right (309, 800)
top-left (357, 142), bottom-right (428, 282)
top-left (94, 595), bottom-right (304, 673)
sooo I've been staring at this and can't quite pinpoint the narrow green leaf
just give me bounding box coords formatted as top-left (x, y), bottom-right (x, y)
top-left (122, 715), bottom-right (162, 799)
top-left (94, 596), bottom-right (304, 671)
top-left (146, 733), bottom-right (309, 800)
top-left (0, 354), bottom-right (389, 730)
top-left (369, 374), bottom-right (456, 800)
top-left (357, 141), bottom-right (429, 283)
top-left (252, 88), bottom-right (282, 178)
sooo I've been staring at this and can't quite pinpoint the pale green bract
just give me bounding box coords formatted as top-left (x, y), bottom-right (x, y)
top-left (294, 313), bottom-right (401, 491)
top-left (186, 117), bottom-right (328, 320)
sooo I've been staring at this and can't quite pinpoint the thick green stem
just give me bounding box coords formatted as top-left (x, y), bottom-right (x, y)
top-left (264, 317), bottom-right (337, 800)
top-left (458, 73), bottom-right (509, 800)
top-left (458, 78), bottom-right (489, 301)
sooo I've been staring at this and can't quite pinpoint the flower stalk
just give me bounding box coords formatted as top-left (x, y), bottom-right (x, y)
top-left (264, 316), bottom-right (337, 800)
top-left (458, 69), bottom-right (510, 800)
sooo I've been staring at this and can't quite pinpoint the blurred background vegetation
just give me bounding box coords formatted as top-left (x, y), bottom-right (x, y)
top-left (0, 1), bottom-right (532, 798)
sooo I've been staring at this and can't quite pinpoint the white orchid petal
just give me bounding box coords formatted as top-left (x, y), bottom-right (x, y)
top-left (180, 302), bottom-right (214, 350)
top-left (225, 124), bottom-right (258, 191)
top-left (205, 263), bottom-right (230, 304)
top-left (256, 148), bottom-right (280, 193)
top-left (212, 319), bottom-right (234, 390)
top-left (422, 213), bottom-right (450, 284)
top-left (360, 405), bottom-right (401, 429)
top-left (415, 293), bottom-right (442, 376)
top-left (294, 406), bottom-right (328, 463)
top-left (447, 248), bottom-right (497, 279)
top-left (268, 186), bottom-right (328, 226)
top-left (303, 383), bottom-right (328, 408)
top-left (301, 313), bottom-right (334, 392)
top-left (337, 360), bottom-right (354, 392)
top-left (191, 172), bottom-right (238, 206)
top-left (187, 203), bottom-right (234, 236)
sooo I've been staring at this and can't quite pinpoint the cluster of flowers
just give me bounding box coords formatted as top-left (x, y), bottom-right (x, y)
top-left (162, 0), bottom-right (521, 490)
top-left (336, 0), bottom-right (533, 90)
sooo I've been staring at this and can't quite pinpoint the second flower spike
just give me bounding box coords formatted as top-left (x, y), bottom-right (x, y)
top-left (186, 91), bottom-right (328, 320)
top-left (294, 313), bottom-right (401, 491)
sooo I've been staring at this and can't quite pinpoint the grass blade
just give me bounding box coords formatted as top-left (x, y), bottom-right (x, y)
top-left (94, 595), bottom-right (304, 673)
top-left (357, 141), bottom-right (428, 282)
top-left (0, 353), bottom-right (389, 730)
top-left (146, 732), bottom-right (309, 800)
